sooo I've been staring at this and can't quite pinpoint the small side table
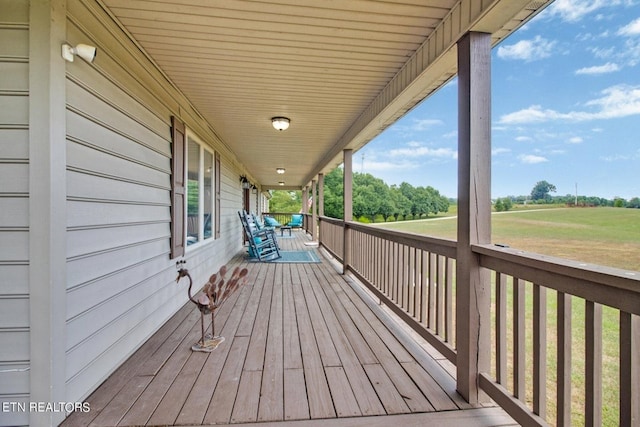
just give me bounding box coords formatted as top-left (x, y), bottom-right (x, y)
top-left (280, 226), bottom-right (292, 236)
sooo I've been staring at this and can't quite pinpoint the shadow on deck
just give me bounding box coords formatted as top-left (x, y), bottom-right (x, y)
top-left (62, 230), bottom-right (515, 427)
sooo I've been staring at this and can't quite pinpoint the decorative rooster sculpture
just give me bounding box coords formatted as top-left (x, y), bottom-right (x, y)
top-left (176, 261), bottom-right (249, 352)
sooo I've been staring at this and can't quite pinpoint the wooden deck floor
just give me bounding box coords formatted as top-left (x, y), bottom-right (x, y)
top-left (62, 231), bottom-right (515, 427)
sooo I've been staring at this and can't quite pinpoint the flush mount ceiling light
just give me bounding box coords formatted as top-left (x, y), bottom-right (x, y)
top-left (276, 168), bottom-right (286, 174)
top-left (278, 181), bottom-right (285, 186)
top-left (271, 117), bottom-right (290, 131)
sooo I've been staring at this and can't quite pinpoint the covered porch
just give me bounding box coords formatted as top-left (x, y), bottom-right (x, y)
top-left (61, 231), bottom-right (515, 426)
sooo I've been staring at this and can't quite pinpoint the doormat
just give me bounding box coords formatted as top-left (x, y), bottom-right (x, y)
top-left (248, 250), bottom-right (321, 263)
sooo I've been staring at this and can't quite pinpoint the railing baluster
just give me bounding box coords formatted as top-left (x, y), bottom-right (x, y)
top-left (557, 291), bottom-right (572, 427)
top-left (413, 248), bottom-right (422, 322)
top-left (533, 283), bottom-right (547, 418)
top-left (585, 300), bottom-right (603, 427)
top-left (436, 254), bottom-right (444, 336)
top-left (445, 257), bottom-right (453, 343)
top-left (428, 252), bottom-right (436, 329)
top-left (514, 277), bottom-right (526, 400)
top-left (496, 272), bottom-right (507, 384)
top-left (420, 250), bottom-right (428, 324)
top-left (619, 312), bottom-right (639, 427)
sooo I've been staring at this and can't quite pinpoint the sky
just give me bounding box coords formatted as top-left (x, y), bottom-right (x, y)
top-left (359, 0), bottom-right (640, 200)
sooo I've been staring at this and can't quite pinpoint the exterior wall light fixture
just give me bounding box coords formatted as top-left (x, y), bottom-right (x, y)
top-left (62, 43), bottom-right (97, 63)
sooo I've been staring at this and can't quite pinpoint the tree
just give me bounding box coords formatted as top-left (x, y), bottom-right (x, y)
top-left (494, 199), bottom-right (504, 212)
top-left (531, 180), bottom-right (557, 201)
top-left (628, 197), bottom-right (640, 208)
top-left (269, 190), bottom-right (301, 212)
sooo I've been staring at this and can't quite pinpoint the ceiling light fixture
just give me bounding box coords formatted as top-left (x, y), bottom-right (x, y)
top-left (276, 168), bottom-right (285, 174)
top-left (271, 117), bottom-right (290, 131)
top-left (278, 181), bottom-right (285, 186)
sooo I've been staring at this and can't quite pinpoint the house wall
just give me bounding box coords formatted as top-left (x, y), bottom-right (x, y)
top-left (0, 1), bottom-right (30, 424)
top-left (0, 1), bottom-right (247, 424)
top-left (63, 0), bottom-right (245, 405)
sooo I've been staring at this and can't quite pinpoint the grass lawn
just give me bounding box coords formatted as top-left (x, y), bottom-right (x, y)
top-left (379, 206), bottom-right (640, 271)
top-left (377, 207), bottom-right (639, 425)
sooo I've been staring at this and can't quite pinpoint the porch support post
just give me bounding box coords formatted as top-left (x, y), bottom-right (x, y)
top-left (302, 186), bottom-right (309, 213)
top-left (318, 173), bottom-right (324, 244)
top-left (343, 149), bottom-right (353, 274)
top-left (29, 0), bottom-right (68, 425)
top-left (311, 179), bottom-right (317, 240)
top-left (318, 173), bottom-right (324, 217)
top-left (456, 31), bottom-right (492, 405)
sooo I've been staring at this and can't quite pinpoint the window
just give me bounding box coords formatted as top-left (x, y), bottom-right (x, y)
top-left (186, 133), bottom-right (215, 246)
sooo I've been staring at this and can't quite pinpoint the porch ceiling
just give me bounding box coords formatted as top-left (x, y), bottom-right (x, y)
top-left (99, 0), bottom-right (551, 189)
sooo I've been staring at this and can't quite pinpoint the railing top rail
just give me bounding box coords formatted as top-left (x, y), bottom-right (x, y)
top-left (474, 243), bottom-right (640, 315)
top-left (319, 216), bottom-right (457, 258)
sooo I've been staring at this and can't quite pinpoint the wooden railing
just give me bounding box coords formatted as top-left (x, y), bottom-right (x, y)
top-left (318, 216), bottom-right (640, 427)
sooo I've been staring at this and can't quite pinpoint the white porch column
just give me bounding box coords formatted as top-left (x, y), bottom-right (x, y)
top-left (456, 31), bottom-right (492, 405)
top-left (343, 150), bottom-right (353, 274)
top-left (29, 0), bottom-right (68, 425)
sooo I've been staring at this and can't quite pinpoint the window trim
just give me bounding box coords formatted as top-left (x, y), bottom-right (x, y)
top-left (185, 129), bottom-right (216, 249)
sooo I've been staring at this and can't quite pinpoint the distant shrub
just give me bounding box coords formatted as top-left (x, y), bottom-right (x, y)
top-left (373, 214), bottom-right (385, 223)
top-left (357, 216), bottom-right (371, 223)
top-left (396, 214), bottom-right (404, 221)
top-left (405, 214), bottom-right (413, 221)
top-left (386, 216), bottom-right (396, 222)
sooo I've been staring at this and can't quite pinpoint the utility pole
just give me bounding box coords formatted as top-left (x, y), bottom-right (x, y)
top-left (575, 182), bottom-right (578, 206)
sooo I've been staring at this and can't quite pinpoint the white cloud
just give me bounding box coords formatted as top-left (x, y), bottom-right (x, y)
top-left (568, 136), bottom-right (584, 144)
top-left (575, 62), bottom-right (620, 75)
top-left (499, 85), bottom-right (640, 124)
top-left (515, 136), bottom-right (533, 142)
top-left (548, 0), bottom-right (623, 22)
top-left (364, 159), bottom-right (419, 171)
top-left (492, 148), bottom-right (511, 156)
top-left (411, 119), bottom-right (443, 131)
top-left (389, 146), bottom-right (457, 159)
top-left (519, 154), bottom-right (549, 164)
top-left (497, 36), bottom-right (556, 62)
top-left (618, 17), bottom-right (640, 36)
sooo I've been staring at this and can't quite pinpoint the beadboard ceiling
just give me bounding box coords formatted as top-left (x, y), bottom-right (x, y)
top-left (100, 0), bottom-right (552, 189)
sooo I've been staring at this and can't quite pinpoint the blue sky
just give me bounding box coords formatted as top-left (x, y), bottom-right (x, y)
top-left (360, 0), bottom-right (640, 200)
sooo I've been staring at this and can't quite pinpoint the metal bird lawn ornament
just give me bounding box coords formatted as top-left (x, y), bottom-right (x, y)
top-left (176, 262), bottom-right (248, 352)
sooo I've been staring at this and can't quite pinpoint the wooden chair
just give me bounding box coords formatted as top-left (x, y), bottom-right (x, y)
top-left (238, 211), bottom-right (281, 261)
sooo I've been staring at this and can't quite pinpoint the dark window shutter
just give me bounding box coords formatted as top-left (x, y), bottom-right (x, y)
top-left (170, 116), bottom-right (186, 259)
top-left (215, 151), bottom-right (221, 239)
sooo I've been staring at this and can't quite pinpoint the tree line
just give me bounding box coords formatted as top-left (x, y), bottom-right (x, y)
top-left (269, 168), bottom-right (450, 222)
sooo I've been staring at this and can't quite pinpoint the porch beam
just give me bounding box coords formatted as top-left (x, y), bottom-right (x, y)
top-left (456, 31), bottom-right (492, 405)
top-left (343, 149), bottom-right (353, 274)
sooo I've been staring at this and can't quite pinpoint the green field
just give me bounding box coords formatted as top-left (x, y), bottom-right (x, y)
top-left (377, 207), bottom-right (640, 425)
top-left (378, 207), bottom-right (640, 272)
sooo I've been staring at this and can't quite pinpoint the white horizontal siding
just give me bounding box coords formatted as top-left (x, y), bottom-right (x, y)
top-left (1, 4), bottom-right (31, 425)
top-left (0, 297), bottom-right (29, 329)
top-left (0, 129), bottom-right (28, 159)
top-left (0, 265), bottom-right (28, 295)
top-left (0, 330), bottom-right (29, 361)
top-left (61, 0), bottom-right (247, 406)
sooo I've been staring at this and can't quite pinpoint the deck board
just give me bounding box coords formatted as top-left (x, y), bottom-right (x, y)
top-left (62, 230), bottom-right (514, 427)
